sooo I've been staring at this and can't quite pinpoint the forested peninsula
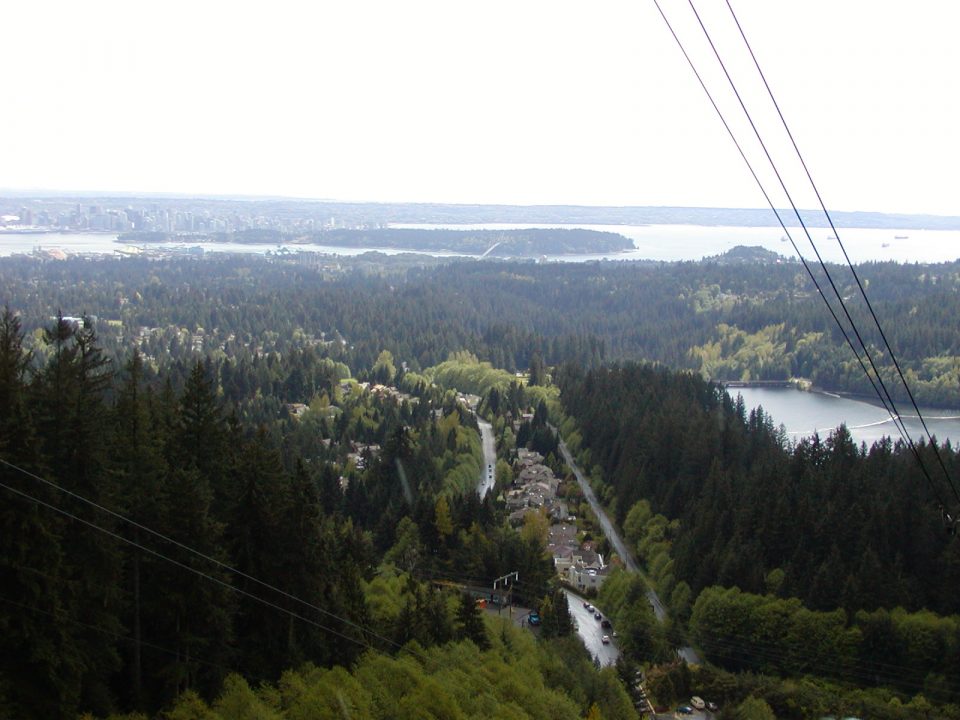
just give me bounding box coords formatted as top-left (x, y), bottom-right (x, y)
top-left (119, 227), bottom-right (635, 257)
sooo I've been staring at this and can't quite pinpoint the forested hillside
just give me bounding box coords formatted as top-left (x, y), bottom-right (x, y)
top-left (558, 362), bottom-right (960, 613)
top-left (0, 309), bottom-right (583, 719)
top-left (557, 362), bottom-right (960, 703)
top-left (4, 251), bottom-right (960, 718)
top-left (2, 252), bottom-right (959, 405)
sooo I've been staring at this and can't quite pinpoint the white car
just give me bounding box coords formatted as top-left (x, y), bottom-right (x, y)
top-left (690, 696), bottom-right (706, 711)
top-left (601, 635), bottom-right (610, 644)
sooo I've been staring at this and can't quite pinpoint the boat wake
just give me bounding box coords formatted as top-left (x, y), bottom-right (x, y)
top-left (785, 413), bottom-right (960, 438)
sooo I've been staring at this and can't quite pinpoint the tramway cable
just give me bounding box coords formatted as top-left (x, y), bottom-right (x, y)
top-left (720, 0), bottom-right (960, 511)
top-left (647, 0), bottom-right (949, 512)
top-left (673, 0), bottom-right (954, 517)
top-left (0, 470), bottom-right (404, 659)
top-left (0, 455), bottom-right (404, 651)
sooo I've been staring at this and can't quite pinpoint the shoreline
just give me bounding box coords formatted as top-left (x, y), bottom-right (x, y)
top-left (724, 380), bottom-right (960, 415)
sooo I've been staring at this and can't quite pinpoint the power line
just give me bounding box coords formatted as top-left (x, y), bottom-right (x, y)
top-left (0, 475), bottom-right (386, 658)
top-left (0, 455), bottom-right (510, 669)
top-left (647, 0), bottom-right (921, 460)
top-left (720, 0), bottom-right (960, 509)
top-left (630, 0), bottom-right (960, 685)
top-left (0, 455), bottom-right (403, 655)
top-left (670, 0), bottom-right (949, 510)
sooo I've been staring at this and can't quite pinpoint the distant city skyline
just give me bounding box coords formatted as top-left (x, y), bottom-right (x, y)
top-left (3, 1), bottom-right (959, 216)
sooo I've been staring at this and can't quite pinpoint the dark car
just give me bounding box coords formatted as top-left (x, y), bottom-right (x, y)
top-left (528, 612), bottom-right (541, 626)
top-left (601, 619), bottom-right (611, 629)
top-left (594, 612), bottom-right (602, 620)
top-left (677, 706), bottom-right (694, 715)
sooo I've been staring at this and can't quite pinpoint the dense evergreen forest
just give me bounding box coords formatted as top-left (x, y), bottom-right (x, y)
top-left (0, 309), bottom-right (580, 719)
top-left (557, 363), bottom-right (960, 704)
top-left (4, 251), bottom-right (960, 718)
top-left (1, 252), bottom-right (959, 405)
top-left (558, 363), bottom-right (959, 613)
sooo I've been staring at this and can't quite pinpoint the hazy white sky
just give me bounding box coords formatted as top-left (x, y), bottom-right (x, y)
top-left (3, 0), bottom-right (959, 215)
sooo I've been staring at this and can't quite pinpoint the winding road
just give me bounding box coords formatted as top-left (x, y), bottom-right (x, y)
top-left (555, 432), bottom-right (701, 665)
top-left (477, 419), bottom-right (496, 499)
top-left (564, 589), bottom-right (620, 666)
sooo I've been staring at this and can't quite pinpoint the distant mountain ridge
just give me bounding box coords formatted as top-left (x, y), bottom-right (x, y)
top-left (377, 204), bottom-right (960, 230)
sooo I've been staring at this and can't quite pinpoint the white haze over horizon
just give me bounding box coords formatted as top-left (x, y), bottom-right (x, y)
top-left (3, 1), bottom-right (959, 217)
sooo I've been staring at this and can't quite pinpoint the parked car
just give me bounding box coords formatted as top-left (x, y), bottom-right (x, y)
top-left (601, 619), bottom-right (611, 629)
top-left (601, 635), bottom-right (610, 644)
top-left (583, 601), bottom-right (592, 610)
top-left (594, 612), bottom-right (602, 620)
top-left (528, 612), bottom-right (541, 626)
top-left (691, 696), bottom-right (706, 710)
top-left (706, 701), bottom-right (719, 712)
top-left (677, 705), bottom-right (694, 715)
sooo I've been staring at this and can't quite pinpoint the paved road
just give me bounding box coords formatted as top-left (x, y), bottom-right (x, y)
top-left (555, 432), bottom-right (701, 665)
top-left (564, 589), bottom-right (619, 667)
top-left (557, 436), bottom-right (639, 574)
top-left (477, 419), bottom-right (496, 498)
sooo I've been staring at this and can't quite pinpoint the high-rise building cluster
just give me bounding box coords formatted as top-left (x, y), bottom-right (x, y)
top-left (0, 197), bottom-right (372, 235)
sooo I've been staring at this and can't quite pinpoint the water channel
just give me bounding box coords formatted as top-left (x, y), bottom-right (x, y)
top-left (732, 386), bottom-right (960, 447)
top-left (4, 224), bottom-right (960, 263)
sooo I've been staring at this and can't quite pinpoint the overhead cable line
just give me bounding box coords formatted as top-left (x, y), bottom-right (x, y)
top-left (669, 0), bottom-right (950, 511)
top-left (647, 0), bottom-right (889, 423)
top-left (0, 455), bottom-right (403, 654)
top-left (0, 474), bottom-right (391, 658)
top-left (644, 0), bottom-right (945, 509)
top-left (683, 0), bottom-right (905, 417)
top-left (721, 0), bottom-right (960, 509)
